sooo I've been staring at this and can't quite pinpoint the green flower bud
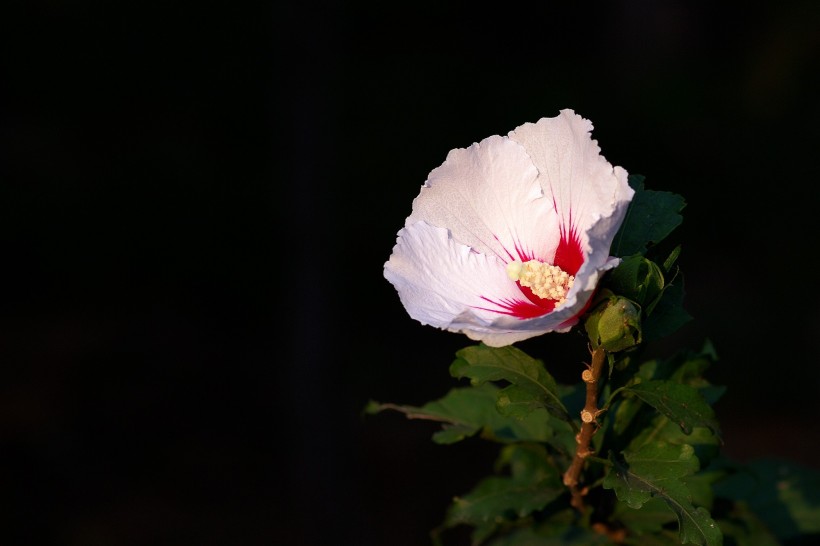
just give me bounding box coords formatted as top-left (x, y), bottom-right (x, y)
top-left (585, 296), bottom-right (642, 352)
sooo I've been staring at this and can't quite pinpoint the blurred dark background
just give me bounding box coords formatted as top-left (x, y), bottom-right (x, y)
top-left (1, 1), bottom-right (818, 545)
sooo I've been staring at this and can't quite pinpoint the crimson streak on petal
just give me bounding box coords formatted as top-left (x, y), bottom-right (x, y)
top-left (477, 295), bottom-right (555, 319)
top-left (554, 225), bottom-right (583, 275)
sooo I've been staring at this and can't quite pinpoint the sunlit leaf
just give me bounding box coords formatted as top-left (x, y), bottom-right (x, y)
top-left (365, 383), bottom-right (552, 444)
top-left (604, 442), bottom-right (700, 509)
top-left (496, 384), bottom-right (544, 419)
top-left (604, 442), bottom-right (722, 546)
top-left (450, 344), bottom-right (569, 421)
top-left (625, 380), bottom-right (720, 437)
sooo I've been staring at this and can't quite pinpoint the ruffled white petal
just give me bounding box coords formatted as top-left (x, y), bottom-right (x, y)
top-left (508, 109), bottom-right (633, 255)
top-left (384, 221), bottom-right (602, 347)
top-left (384, 220), bottom-right (523, 327)
top-left (406, 135), bottom-right (557, 263)
top-left (570, 165), bottom-right (633, 293)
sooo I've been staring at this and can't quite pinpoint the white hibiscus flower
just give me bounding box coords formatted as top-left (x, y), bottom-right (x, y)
top-left (384, 109), bottom-right (634, 347)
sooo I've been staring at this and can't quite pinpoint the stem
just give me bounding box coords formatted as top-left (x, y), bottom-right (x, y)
top-left (562, 346), bottom-right (606, 512)
top-left (602, 385), bottom-right (628, 412)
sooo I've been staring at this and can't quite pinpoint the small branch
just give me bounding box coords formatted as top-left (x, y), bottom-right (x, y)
top-left (562, 346), bottom-right (607, 512)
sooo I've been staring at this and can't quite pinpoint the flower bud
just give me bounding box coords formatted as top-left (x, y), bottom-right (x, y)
top-left (585, 296), bottom-right (642, 352)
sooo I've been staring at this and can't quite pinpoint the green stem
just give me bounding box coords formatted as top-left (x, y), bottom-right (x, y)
top-left (585, 455), bottom-right (612, 467)
top-left (602, 385), bottom-right (629, 412)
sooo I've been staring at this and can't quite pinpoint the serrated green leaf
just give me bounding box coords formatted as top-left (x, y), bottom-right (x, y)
top-left (604, 442), bottom-right (722, 546)
top-left (612, 349), bottom-right (723, 466)
top-left (612, 174), bottom-right (686, 257)
top-left (450, 344), bottom-right (569, 421)
top-left (496, 384), bottom-right (544, 419)
top-left (613, 497), bottom-right (676, 534)
top-left (445, 444), bottom-right (563, 529)
top-left (630, 418), bottom-right (721, 471)
top-left (714, 459), bottom-right (820, 541)
top-left (432, 424), bottom-right (478, 444)
top-left (625, 380), bottom-right (720, 437)
top-left (447, 476), bottom-right (560, 525)
top-left (604, 442), bottom-right (700, 509)
top-left (366, 383), bottom-right (552, 444)
top-left (612, 361), bottom-right (661, 436)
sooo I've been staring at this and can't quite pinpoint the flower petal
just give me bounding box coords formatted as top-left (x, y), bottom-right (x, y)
top-left (406, 135), bottom-right (557, 263)
top-left (508, 109), bottom-right (634, 264)
top-left (384, 221), bottom-right (594, 347)
top-left (384, 220), bottom-right (521, 326)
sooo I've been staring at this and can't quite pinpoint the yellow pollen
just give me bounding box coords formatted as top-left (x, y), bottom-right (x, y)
top-left (507, 259), bottom-right (575, 305)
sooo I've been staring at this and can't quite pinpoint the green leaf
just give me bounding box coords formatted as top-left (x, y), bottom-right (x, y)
top-left (631, 419), bottom-right (722, 471)
top-left (625, 371), bottom-right (723, 466)
top-left (625, 380), bottom-right (721, 437)
top-left (612, 174), bottom-right (686, 257)
top-left (613, 497), bottom-right (676, 535)
top-left (668, 348), bottom-right (714, 385)
top-left (612, 361), bottom-right (661, 435)
top-left (642, 271), bottom-right (692, 342)
top-left (604, 442), bottom-right (722, 546)
top-left (445, 444), bottom-right (563, 529)
top-left (365, 383), bottom-right (552, 444)
top-left (447, 476), bottom-right (559, 526)
top-left (496, 384), bottom-right (547, 419)
top-left (450, 344), bottom-right (569, 421)
top-left (716, 501), bottom-right (781, 546)
top-left (612, 346), bottom-right (723, 467)
top-left (714, 459), bottom-right (820, 541)
top-left (604, 442), bottom-right (700, 509)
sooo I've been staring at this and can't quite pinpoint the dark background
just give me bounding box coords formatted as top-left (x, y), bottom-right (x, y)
top-left (1, 1), bottom-right (819, 545)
